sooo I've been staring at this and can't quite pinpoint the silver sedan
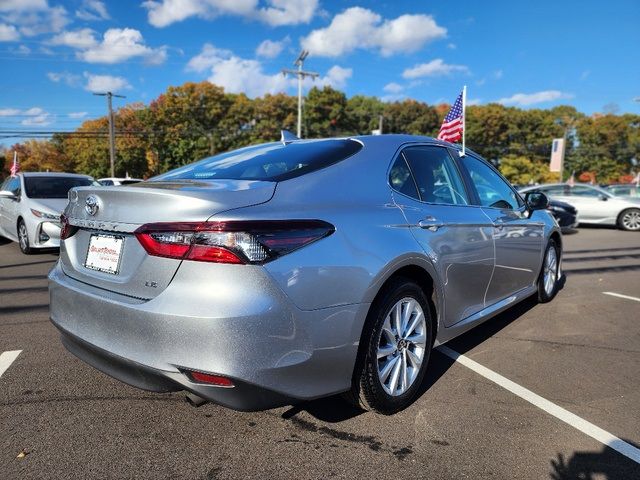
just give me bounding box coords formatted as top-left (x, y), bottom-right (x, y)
top-left (0, 172), bottom-right (95, 253)
top-left (49, 135), bottom-right (562, 414)
top-left (520, 183), bottom-right (640, 231)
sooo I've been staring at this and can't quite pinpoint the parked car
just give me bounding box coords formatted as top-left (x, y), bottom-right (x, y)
top-left (49, 135), bottom-right (562, 414)
top-left (520, 183), bottom-right (640, 231)
top-left (98, 177), bottom-right (143, 186)
top-left (604, 184), bottom-right (640, 199)
top-left (0, 172), bottom-right (96, 253)
top-left (547, 199), bottom-right (578, 232)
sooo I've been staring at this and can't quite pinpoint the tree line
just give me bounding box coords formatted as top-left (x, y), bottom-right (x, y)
top-left (1, 81), bottom-right (639, 184)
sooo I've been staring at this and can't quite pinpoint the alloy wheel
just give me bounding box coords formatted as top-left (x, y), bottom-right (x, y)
top-left (18, 222), bottom-right (28, 251)
top-left (543, 246), bottom-right (558, 297)
top-left (376, 297), bottom-right (427, 396)
top-left (621, 210), bottom-right (640, 231)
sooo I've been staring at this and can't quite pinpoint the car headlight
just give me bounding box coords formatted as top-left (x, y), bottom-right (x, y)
top-left (547, 205), bottom-right (565, 213)
top-left (30, 209), bottom-right (61, 221)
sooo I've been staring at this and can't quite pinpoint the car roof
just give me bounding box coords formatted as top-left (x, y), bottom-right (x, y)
top-left (21, 172), bottom-right (92, 178)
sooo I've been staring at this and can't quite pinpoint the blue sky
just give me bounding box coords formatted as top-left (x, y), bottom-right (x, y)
top-left (0, 0), bottom-right (639, 136)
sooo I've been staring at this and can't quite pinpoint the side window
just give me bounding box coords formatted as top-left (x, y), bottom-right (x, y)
top-left (389, 155), bottom-right (419, 199)
top-left (568, 186), bottom-right (601, 197)
top-left (402, 146), bottom-right (469, 205)
top-left (6, 177), bottom-right (20, 196)
top-left (540, 185), bottom-right (568, 196)
top-left (464, 156), bottom-right (522, 210)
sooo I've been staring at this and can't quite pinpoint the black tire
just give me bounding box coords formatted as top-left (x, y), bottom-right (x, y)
top-left (17, 219), bottom-right (33, 255)
top-left (537, 239), bottom-right (559, 303)
top-left (617, 208), bottom-right (640, 231)
top-left (347, 277), bottom-right (433, 415)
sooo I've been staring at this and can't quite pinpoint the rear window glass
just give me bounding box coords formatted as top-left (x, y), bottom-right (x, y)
top-left (24, 176), bottom-right (93, 199)
top-left (153, 139), bottom-right (362, 182)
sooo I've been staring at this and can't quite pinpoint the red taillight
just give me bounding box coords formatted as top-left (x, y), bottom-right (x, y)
top-left (60, 214), bottom-right (77, 240)
top-left (187, 371), bottom-right (234, 387)
top-left (134, 220), bottom-right (334, 264)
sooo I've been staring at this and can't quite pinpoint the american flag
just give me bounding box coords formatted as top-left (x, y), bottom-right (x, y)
top-left (10, 151), bottom-right (20, 177)
top-left (437, 90), bottom-right (464, 143)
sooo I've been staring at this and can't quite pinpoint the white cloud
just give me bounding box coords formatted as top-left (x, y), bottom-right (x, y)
top-left (21, 107), bottom-right (52, 126)
top-left (314, 65), bottom-right (352, 90)
top-left (0, 0), bottom-right (48, 12)
top-left (493, 69), bottom-right (503, 80)
top-left (256, 36), bottom-right (289, 59)
top-left (76, 0), bottom-right (110, 21)
top-left (186, 43), bottom-right (233, 72)
top-left (143, 0), bottom-right (316, 28)
top-left (467, 98), bottom-right (482, 106)
top-left (0, 108), bottom-right (21, 116)
top-left (447, 43), bottom-right (456, 50)
top-left (187, 43), bottom-right (350, 97)
top-left (77, 28), bottom-right (167, 64)
top-left (383, 82), bottom-right (404, 94)
top-left (47, 71), bottom-right (83, 87)
top-left (0, 23), bottom-right (20, 41)
top-left (256, 0), bottom-right (317, 26)
top-left (50, 28), bottom-right (97, 49)
top-left (1, 1), bottom-right (69, 37)
top-left (84, 72), bottom-right (132, 92)
top-left (497, 90), bottom-right (574, 106)
top-left (11, 44), bottom-right (30, 54)
top-left (402, 59), bottom-right (469, 79)
top-left (0, 106), bottom-right (52, 125)
top-left (68, 111), bottom-right (88, 119)
top-left (301, 7), bottom-right (446, 57)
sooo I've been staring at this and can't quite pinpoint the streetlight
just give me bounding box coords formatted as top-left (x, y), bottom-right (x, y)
top-left (282, 50), bottom-right (318, 138)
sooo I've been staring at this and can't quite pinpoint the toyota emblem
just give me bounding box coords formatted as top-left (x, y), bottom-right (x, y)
top-left (85, 195), bottom-right (99, 216)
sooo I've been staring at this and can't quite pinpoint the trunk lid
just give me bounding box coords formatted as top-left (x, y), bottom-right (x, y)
top-left (59, 179), bottom-right (275, 299)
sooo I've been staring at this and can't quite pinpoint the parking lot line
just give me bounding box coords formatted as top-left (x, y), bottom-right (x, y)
top-left (0, 350), bottom-right (22, 378)
top-left (438, 345), bottom-right (640, 465)
top-left (602, 291), bottom-right (640, 303)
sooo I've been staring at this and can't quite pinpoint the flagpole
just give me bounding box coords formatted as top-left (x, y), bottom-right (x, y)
top-left (460, 85), bottom-right (467, 157)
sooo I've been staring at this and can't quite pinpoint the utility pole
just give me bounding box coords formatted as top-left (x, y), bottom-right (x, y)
top-left (282, 50), bottom-right (318, 138)
top-left (94, 91), bottom-right (126, 177)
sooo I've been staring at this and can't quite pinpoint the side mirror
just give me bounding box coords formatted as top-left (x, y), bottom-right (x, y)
top-left (0, 190), bottom-right (17, 200)
top-left (525, 191), bottom-right (549, 211)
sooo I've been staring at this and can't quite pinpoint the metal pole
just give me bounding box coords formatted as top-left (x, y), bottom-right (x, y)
top-left (94, 91), bottom-right (125, 177)
top-left (378, 115), bottom-right (383, 134)
top-left (297, 62), bottom-right (303, 138)
top-left (282, 51), bottom-right (318, 139)
top-left (107, 93), bottom-right (116, 177)
top-left (460, 85), bottom-right (467, 157)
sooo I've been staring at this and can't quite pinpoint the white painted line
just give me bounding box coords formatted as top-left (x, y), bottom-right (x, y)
top-left (438, 345), bottom-right (640, 465)
top-left (603, 291), bottom-right (640, 303)
top-left (0, 350), bottom-right (21, 378)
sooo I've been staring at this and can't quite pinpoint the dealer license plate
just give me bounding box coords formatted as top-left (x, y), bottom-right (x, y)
top-left (84, 234), bottom-right (124, 275)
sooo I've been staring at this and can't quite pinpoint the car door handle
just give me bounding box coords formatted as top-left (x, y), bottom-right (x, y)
top-left (418, 217), bottom-right (445, 231)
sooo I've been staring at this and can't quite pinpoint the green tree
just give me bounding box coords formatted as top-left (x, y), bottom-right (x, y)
top-left (304, 86), bottom-right (348, 138)
top-left (383, 100), bottom-right (439, 136)
top-left (345, 95), bottom-right (384, 135)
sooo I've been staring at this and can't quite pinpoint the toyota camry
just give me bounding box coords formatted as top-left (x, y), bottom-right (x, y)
top-left (49, 134), bottom-right (562, 414)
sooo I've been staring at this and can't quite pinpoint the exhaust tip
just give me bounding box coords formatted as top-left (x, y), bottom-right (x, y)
top-left (185, 392), bottom-right (207, 408)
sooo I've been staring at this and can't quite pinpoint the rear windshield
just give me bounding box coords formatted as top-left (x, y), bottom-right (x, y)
top-left (153, 139), bottom-right (363, 182)
top-left (24, 176), bottom-right (94, 199)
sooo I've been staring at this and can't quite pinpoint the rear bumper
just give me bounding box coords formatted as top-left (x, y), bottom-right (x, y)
top-left (56, 325), bottom-right (291, 411)
top-left (48, 262), bottom-right (365, 410)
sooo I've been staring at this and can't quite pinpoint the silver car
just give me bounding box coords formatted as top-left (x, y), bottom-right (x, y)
top-left (0, 172), bottom-right (95, 254)
top-left (520, 183), bottom-right (640, 231)
top-left (49, 135), bottom-right (562, 414)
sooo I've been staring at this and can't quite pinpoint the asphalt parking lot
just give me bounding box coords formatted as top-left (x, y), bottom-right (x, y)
top-left (1, 228), bottom-right (639, 479)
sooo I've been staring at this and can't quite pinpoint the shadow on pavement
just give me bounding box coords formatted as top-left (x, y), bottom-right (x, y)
top-left (549, 440), bottom-right (640, 479)
top-left (0, 258), bottom-right (57, 270)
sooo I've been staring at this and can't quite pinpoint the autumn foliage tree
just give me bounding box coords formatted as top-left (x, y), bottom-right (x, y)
top-left (2, 80), bottom-right (638, 185)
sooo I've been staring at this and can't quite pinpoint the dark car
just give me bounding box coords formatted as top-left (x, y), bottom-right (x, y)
top-left (547, 199), bottom-right (578, 232)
